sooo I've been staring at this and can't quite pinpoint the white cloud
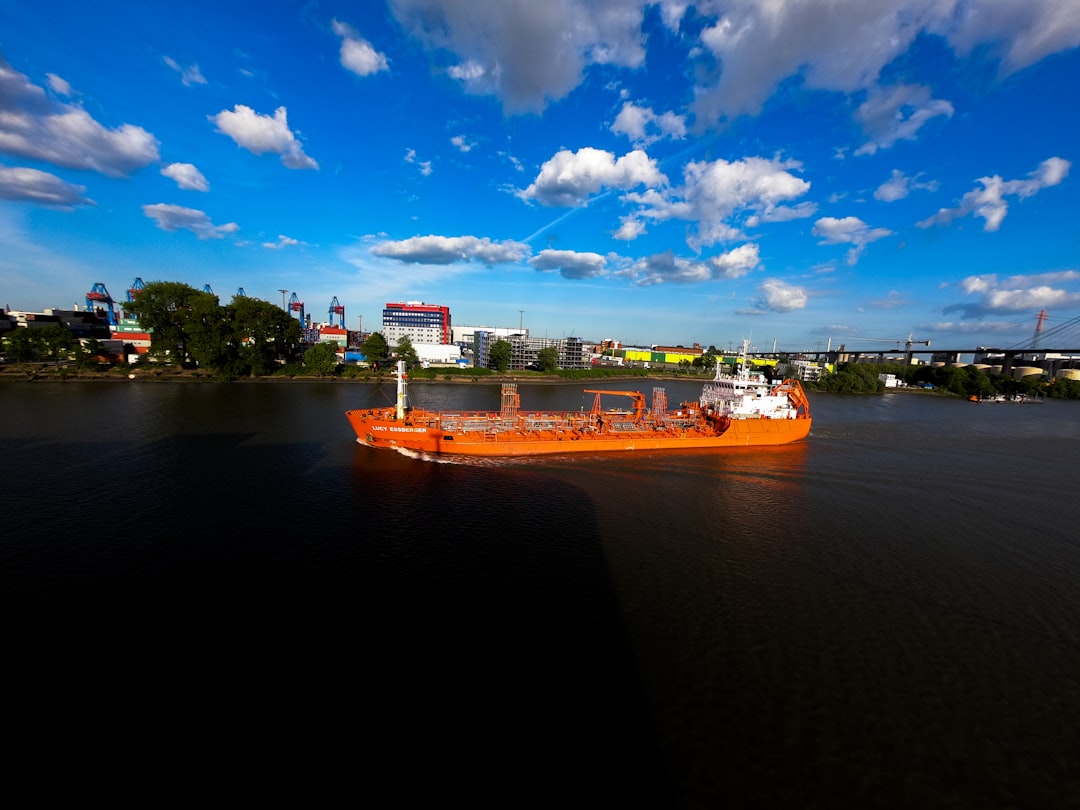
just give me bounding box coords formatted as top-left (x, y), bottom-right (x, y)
top-left (143, 203), bottom-right (239, 239)
top-left (854, 84), bottom-right (953, 155)
top-left (813, 215), bottom-right (892, 264)
top-left (689, 0), bottom-right (1080, 129)
top-left (388, 0), bottom-right (647, 113)
top-left (874, 169), bottom-right (938, 202)
top-left (708, 242), bottom-right (760, 279)
top-left (956, 271), bottom-right (1080, 314)
top-left (0, 57), bottom-right (159, 177)
top-left (332, 19), bottom-right (390, 76)
top-left (0, 164), bottom-right (92, 207)
top-left (611, 101), bottom-right (687, 147)
top-left (622, 156), bottom-right (811, 249)
top-left (404, 147), bottom-right (433, 175)
top-left (617, 242), bottom-right (760, 286)
top-left (163, 56), bottom-right (207, 87)
top-left (519, 147), bottom-right (667, 207)
top-left (450, 134), bottom-right (476, 153)
top-left (209, 105), bottom-right (318, 170)
top-left (530, 248), bottom-right (607, 279)
top-left (45, 73), bottom-right (72, 96)
top-left (758, 278), bottom-right (808, 312)
top-left (161, 162), bottom-right (209, 192)
top-left (612, 215), bottom-right (647, 241)
top-left (940, 0), bottom-right (1080, 75)
top-left (263, 234), bottom-right (302, 250)
top-left (371, 234), bottom-right (530, 265)
top-left (918, 157), bottom-right (1070, 231)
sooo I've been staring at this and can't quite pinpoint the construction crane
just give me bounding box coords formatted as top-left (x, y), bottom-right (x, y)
top-left (328, 296), bottom-right (345, 328)
top-left (843, 333), bottom-right (930, 365)
top-left (85, 282), bottom-right (118, 326)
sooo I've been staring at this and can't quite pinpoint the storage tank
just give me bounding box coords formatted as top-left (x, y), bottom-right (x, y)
top-left (1056, 368), bottom-right (1080, 381)
top-left (1012, 366), bottom-right (1043, 380)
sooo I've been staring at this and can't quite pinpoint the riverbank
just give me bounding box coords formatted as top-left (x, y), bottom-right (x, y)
top-left (0, 362), bottom-right (700, 385)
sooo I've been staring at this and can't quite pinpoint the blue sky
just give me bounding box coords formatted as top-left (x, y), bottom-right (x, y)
top-left (2, 0), bottom-right (1079, 352)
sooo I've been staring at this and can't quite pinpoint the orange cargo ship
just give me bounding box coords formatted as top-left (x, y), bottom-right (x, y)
top-left (345, 349), bottom-right (811, 458)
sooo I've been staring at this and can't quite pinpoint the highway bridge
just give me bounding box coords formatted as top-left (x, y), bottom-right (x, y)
top-left (750, 347), bottom-right (1080, 376)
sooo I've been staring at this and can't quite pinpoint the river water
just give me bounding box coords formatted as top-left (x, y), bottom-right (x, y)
top-left (2, 379), bottom-right (1078, 806)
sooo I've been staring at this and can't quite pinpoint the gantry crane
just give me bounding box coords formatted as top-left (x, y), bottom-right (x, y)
top-left (85, 282), bottom-right (118, 326)
top-left (288, 292), bottom-right (305, 325)
top-left (328, 296), bottom-right (345, 328)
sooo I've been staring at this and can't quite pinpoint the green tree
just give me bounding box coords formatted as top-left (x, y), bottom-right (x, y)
top-left (2, 328), bottom-right (36, 362)
top-left (489, 339), bottom-right (512, 372)
top-left (123, 281), bottom-right (223, 367)
top-left (360, 332), bottom-right (389, 367)
top-left (537, 346), bottom-right (559, 372)
top-left (303, 342), bottom-right (339, 375)
top-left (394, 334), bottom-right (420, 368)
top-left (227, 296), bottom-right (303, 377)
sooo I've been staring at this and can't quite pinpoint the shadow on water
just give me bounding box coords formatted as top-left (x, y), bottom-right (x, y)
top-left (1, 429), bottom-right (675, 806)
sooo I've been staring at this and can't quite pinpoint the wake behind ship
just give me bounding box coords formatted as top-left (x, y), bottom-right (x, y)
top-left (345, 349), bottom-right (811, 458)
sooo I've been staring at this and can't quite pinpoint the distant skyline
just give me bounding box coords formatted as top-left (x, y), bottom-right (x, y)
top-left (2, 0), bottom-right (1079, 351)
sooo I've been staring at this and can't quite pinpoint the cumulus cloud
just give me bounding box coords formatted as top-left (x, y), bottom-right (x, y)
top-left (813, 215), bottom-right (892, 264)
top-left (143, 203), bottom-right (239, 239)
top-left (371, 234), bottom-right (530, 265)
top-left (854, 84), bottom-right (953, 155)
top-left (874, 169), bottom-right (938, 202)
top-left (0, 164), bottom-right (93, 207)
top-left (621, 156), bottom-right (812, 249)
top-left (948, 270), bottom-right (1080, 316)
top-left (530, 248), bottom-right (607, 279)
top-left (163, 56), bottom-right (207, 87)
top-left (918, 157), bottom-right (1070, 232)
top-left (161, 162), bottom-right (209, 191)
top-left (518, 147), bottom-right (666, 207)
top-left (611, 101), bottom-right (687, 147)
top-left (387, 0), bottom-right (647, 113)
top-left (758, 278), bottom-right (809, 312)
top-left (708, 242), bottom-right (760, 279)
top-left (209, 105), bottom-right (318, 170)
top-left (332, 18), bottom-right (390, 76)
top-left (690, 0), bottom-right (1080, 128)
top-left (617, 243), bottom-right (760, 286)
top-left (0, 57), bottom-right (159, 177)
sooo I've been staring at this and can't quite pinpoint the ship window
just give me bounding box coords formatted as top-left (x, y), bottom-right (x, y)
top-left (443, 435), bottom-right (454, 441)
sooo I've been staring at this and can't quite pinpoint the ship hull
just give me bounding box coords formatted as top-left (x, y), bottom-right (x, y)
top-left (345, 407), bottom-right (811, 457)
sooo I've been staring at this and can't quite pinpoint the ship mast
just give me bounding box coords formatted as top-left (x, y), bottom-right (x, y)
top-left (395, 360), bottom-right (409, 419)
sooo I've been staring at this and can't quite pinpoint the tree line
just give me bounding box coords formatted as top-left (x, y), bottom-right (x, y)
top-left (807, 360), bottom-right (1080, 399)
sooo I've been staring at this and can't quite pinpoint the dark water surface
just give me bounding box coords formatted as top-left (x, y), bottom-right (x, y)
top-left (3, 380), bottom-right (1079, 806)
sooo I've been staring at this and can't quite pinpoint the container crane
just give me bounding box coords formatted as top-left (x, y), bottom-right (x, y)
top-left (127, 277), bottom-right (145, 302)
top-left (288, 292), bottom-right (305, 325)
top-left (235, 287), bottom-right (246, 297)
top-left (85, 282), bottom-right (118, 326)
top-left (328, 296), bottom-right (345, 328)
